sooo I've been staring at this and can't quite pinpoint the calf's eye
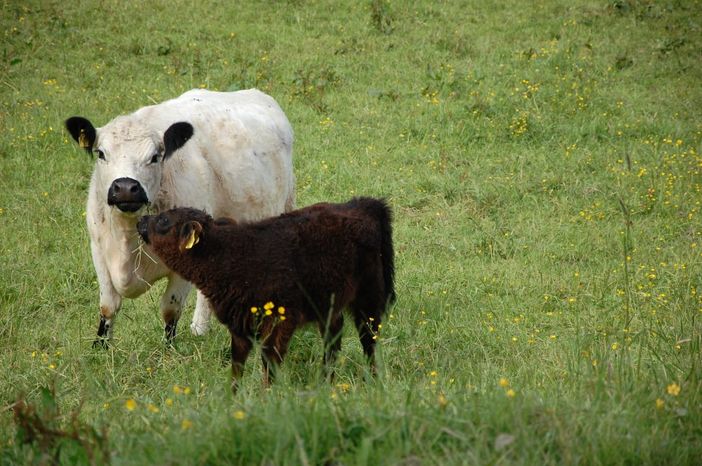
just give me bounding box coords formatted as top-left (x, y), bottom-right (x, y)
top-left (95, 150), bottom-right (106, 160)
top-left (149, 153), bottom-right (160, 164)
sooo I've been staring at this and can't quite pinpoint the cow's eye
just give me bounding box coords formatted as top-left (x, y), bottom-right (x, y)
top-left (149, 153), bottom-right (160, 164)
top-left (95, 149), bottom-right (106, 160)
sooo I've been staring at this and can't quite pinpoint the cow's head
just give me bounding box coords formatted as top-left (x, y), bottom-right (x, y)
top-left (65, 116), bottom-right (194, 214)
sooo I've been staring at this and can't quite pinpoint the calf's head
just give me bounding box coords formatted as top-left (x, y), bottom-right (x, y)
top-left (137, 208), bottom-right (212, 255)
top-left (65, 116), bottom-right (194, 214)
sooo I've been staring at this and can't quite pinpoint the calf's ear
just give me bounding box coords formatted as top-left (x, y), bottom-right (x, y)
top-left (164, 122), bottom-right (194, 160)
top-left (65, 117), bottom-right (96, 153)
top-left (178, 221), bottom-right (203, 253)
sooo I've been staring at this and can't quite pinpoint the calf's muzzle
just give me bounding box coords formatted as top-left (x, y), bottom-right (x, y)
top-left (136, 216), bottom-right (151, 243)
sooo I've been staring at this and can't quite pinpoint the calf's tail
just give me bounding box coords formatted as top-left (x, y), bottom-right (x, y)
top-left (354, 197), bottom-right (396, 308)
top-left (379, 201), bottom-right (396, 307)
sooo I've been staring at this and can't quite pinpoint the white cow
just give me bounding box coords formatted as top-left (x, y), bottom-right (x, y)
top-left (65, 89), bottom-right (295, 346)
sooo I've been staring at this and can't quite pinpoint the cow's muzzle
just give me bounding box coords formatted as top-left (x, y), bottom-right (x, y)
top-left (107, 177), bottom-right (149, 213)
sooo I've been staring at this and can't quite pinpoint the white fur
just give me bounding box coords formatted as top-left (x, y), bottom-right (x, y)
top-left (84, 89), bottom-right (295, 338)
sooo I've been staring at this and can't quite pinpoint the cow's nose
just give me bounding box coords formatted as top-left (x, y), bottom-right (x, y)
top-left (110, 177), bottom-right (141, 194)
top-left (107, 177), bottom-right (149, 212)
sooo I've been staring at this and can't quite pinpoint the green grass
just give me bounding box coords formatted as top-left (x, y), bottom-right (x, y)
top-left (2, 0), bottom-right (702, 464)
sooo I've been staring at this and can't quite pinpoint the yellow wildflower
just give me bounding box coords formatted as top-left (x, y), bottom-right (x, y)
top-left (667, 383), bottom-right (681, 396)
top-left (506, 389), bottom-right (516, 398)
top-left (337, 383), bottom-right (351, 393)
top-left (232, 410), bottom-right (246, 420)
top-left (499, 378), bottom-right (509, 388)
top-left (656, 398), bottom-right (665, 410)
top-left (147, 404), bottom-right (159, 413)
top-left (181, 419), bottom-right (193, 431)
top-left (278, 306), bottom-right (286, 315)
top-left (124, 399), bottom-right (137, 411)
top-left (264, 302), bottom-right (274, 310)
top-left (250, 307), bottom-right (259, 314)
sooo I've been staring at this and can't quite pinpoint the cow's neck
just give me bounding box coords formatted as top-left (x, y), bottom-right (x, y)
top-left (104, 206), bottom-right (156, 274)
top-left (108, 209), bottom-right (140, 246)
top-left (103, 206), bottom-right (166, 294)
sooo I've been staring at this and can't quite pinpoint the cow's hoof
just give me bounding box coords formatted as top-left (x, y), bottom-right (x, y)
top-left (165, 321), bottom-right (178, 343)
top-left (190, 321), bottom-right (210, 336)
top-left (92, 338), bottom-right (109, 350)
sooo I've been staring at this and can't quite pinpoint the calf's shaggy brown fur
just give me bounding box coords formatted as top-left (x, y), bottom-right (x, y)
top-left (137, 197), bottom-right (395, 390)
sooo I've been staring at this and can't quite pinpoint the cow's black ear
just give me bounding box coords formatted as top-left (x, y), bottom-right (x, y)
top-left (163, 122), bottom-right (194, 160)
top-left (65, 117), bottom-right (96, 153)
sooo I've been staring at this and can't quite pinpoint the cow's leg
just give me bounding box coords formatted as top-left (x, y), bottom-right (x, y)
top-left (92, 242), bottom-right (122, 349)
top-left (161, 275), bottom-right (191, 343)
top-left (230, 332), bottom-right (253, 394)
top-left (190, 290), bottom-right (213, 336)
top-left (94, 290), bottom-right (121, 349)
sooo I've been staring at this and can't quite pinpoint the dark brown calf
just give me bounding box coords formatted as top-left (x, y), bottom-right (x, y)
top-left (137, 197), bottom-right (395, 391)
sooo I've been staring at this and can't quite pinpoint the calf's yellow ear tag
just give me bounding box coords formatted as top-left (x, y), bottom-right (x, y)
top-left (78, 129), bottom-right (90, 149)
top-left (184, 230), bottom-right (200, 250)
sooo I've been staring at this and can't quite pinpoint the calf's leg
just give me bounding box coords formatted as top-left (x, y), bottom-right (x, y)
top-left (351, 262), bottom-right (389, 373)
top-left (318, 313), bottom-right (344, 380)
top-left (261, 321), bottom-right (295, 387)
top-left (351, 282), bottom-right (387, 373)
top-left (230, 333), bottom-right (253, 394)
top-left (353, 312), bottom-right (381, 374)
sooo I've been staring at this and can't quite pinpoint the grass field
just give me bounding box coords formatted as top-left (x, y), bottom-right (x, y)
top-left (1, 0), bottom-right (702, 464)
